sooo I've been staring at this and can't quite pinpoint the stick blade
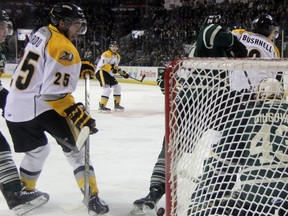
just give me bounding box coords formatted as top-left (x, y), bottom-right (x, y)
top-left (76, 126), bottom-right (90, 150)
top-left (140, 74), bottom-right (146, 82)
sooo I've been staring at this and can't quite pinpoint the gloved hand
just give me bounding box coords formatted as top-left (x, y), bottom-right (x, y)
top-left (80, 60), bottom-right (95, 79)
top-left (0, 87), bottom-right (8, 117)
top-left (156, 77), bottom-right (165, 95)
top-left (119, 69), bottom-right (129, 79)
top-left (226, 36), bottom-right (248, 58)
top-left (64, 103), bottom-right (98, 134)
top-left (111, 64), bottom-right (120, 74)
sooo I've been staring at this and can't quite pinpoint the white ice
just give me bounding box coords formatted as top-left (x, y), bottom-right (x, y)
top-left (0, 78), bottom-right (166, 216)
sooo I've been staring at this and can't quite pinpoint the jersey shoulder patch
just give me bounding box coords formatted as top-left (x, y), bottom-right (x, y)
top-left (46, 26), bottom-right (80, 66)
top-left (102, 50), bottom-right (113, 58)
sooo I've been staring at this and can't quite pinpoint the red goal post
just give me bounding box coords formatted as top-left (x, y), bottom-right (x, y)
top-left (164, 58), bottom-right (288, 216)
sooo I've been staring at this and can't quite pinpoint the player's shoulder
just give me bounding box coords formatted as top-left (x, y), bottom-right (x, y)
top-left (46, 25), bottom-right (80, 65)
top-left (232, 28), bottom-right (248, 35)
top-left (102, 50), bottom-right (113, 58)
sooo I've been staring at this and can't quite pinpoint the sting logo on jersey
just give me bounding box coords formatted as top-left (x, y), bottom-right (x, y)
top-left (59, 51), bottom-right (74, 61)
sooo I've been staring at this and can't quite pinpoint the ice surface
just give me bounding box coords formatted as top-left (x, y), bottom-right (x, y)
top-left (0, 78), bottom-right (166, 216)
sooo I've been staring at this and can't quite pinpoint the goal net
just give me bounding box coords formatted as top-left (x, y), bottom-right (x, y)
top-left (164, 58), bottom-right (288, 216)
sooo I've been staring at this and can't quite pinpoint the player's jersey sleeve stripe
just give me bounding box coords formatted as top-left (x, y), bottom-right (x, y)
top-left (203, 24), bottom-right (222, 49)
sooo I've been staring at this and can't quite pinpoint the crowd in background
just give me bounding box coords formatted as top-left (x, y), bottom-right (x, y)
top-left (1, 0), bottom-right (288, 66)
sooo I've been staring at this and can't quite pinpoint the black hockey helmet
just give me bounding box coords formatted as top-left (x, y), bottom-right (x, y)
top-left (202, 15), bottom-right (222, 26)
top-left (50, 2), bottom-right (87, 34)
top-left (0, 10), bottom-right (13, 36)
top-left (252, 14), bottom-right (279, 38)
top-left (109, 41), bottom-right (118, 47)
top-left (109, 40), bottom-right (118, 52)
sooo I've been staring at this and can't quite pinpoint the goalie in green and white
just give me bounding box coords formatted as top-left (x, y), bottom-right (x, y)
top-left (188, 78), bottom-right (288, 216)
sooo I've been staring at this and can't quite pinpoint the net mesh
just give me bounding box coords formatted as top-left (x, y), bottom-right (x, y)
top-left (165, 58), bottom-right (288, 216)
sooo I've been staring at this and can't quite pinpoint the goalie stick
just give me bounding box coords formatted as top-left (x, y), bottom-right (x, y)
top-left (130, 74), bottom-right (146, 82)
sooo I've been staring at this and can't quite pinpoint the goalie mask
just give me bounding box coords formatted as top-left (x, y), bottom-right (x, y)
top-left (255, 78), bottom-right (284, 100)
top-left (50, 2), bottom-right (87, 35)
top-left (252, 14), bottom-right (279, 39)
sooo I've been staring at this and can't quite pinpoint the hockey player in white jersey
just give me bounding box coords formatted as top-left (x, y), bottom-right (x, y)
top-left (4, 3), bottom-right (108, 215)
top-left (0, 10), bottom-right (50, 215)
top-left (231, 14), bottom-right (280, 92)
top-left (95, 41), bottom-right (129, 111)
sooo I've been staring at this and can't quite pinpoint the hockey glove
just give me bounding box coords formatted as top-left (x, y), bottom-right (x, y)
top-left (156, 77), bottom-right (165, 95)
top-left (80, 60), bottom-right (95, 79)
top-left (111, 64), bottom-right (120, 74)
top-left (226, 36), bottom-right (247, 58)
top-left (119, 69), bottom-right (129, 79)
top-left (64, 103), bottom-right (98, 134)
top-left (0, 87), bottom-right (8, 117)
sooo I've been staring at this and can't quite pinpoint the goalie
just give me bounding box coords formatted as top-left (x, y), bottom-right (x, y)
top-left (188, 78), bottom-right (288, 216)
top-left (95, 41), bottom-right (129, 111)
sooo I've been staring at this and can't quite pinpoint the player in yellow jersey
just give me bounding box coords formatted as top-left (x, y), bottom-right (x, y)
top-left (4, 3), bottom-right (108, 215)
top-left (95, 41), bottom-right (129, 111)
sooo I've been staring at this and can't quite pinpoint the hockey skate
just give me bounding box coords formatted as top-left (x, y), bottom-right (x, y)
top-left (6, 189), bottom-right (49, 216)
top-left (131, 188), bottom-right (163, 215)
top-left (114, 102), bottom-right (124, 110)
top-left (88, 194), bottom-right (109, 216)
top-left (99, 103), bottom-right (111, 112)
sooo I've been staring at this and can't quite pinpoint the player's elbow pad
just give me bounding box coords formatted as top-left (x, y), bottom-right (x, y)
top-left (46, 94), bottom-right (75, 117)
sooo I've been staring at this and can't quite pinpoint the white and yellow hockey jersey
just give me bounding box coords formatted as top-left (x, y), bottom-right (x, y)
top-left (230, 29), bottom-right (280, 91)
top-left (232, 29), bottom-right (280, 58)
top-left (5, 24), bottom-right (81, 122)
top-left (96, 49), bottom-right (120, 76)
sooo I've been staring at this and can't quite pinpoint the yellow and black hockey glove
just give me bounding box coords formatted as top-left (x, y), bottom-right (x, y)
top-left (64, 103), bottom-right (98, 134)
top-left (80, 60), bottom-right (95, 79)
top-left (111, 64), bottom-right (120, 74)
top-left (119, 69), bottom-right (129, 79)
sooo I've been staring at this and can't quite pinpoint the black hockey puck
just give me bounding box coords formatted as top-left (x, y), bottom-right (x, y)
top-left (156, 207), bottom-right (165, 216)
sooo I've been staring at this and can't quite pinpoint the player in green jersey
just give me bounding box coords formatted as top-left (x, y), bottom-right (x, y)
top-left (189, 78), bottom-right (288, 215)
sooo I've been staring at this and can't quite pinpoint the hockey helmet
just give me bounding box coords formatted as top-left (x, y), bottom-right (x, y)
top-left (0, 10), bottom-right (13, 36)
top-left (202, 15), bottom-right (222, 26)
top-left (252, 14), bottom-right (279, 38)
top-left (50, 2), bottom-right (87, 34)
top-left (109, 41), bottom-right (118, 52)
top-left (255, 77), bottom-right (284, 100)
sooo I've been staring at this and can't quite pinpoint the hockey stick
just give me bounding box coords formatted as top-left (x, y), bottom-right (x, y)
top-left (53, 135), bottom-right (79, 152)
top-left (130, 74), bottom-right (146, 82)
top-left (76, 126), bottom-right (90, 150)
top-left (52, 126), bottom-right (90, 153)
top-left (83, 73), bottom-right (91, 207)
